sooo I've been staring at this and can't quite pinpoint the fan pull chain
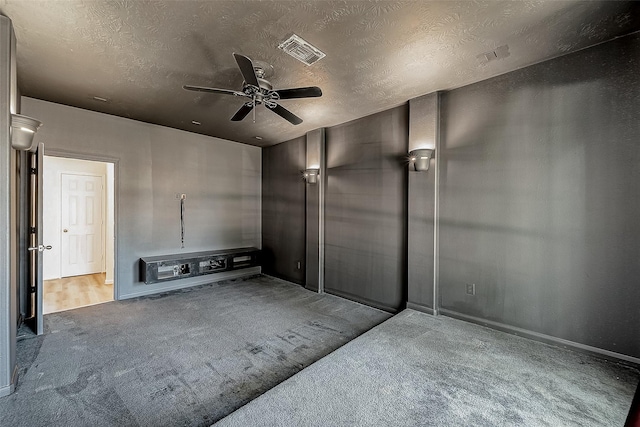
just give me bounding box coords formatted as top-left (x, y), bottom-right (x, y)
top-left (252, 95), bottom-right (257, 123)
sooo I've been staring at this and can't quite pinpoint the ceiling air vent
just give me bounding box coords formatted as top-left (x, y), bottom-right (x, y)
top-left (278, 34), bottom-right (325, 66)
top-left (476, 44), bottom-right (510, 65)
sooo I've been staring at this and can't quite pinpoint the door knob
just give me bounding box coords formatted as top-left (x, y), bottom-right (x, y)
top-left (63, 229), bottom-right (68, 233)
top-left (28, 245), bottom-right (52, 252)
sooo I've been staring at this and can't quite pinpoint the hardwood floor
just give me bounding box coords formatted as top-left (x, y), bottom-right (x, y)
top-left (43, 273), bottom-right (113, 314)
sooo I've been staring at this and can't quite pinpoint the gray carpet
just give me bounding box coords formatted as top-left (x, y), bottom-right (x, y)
top-left (216, 309), bottom-right (640, 427)
top-left (0, 275), bottom-right (391, 426)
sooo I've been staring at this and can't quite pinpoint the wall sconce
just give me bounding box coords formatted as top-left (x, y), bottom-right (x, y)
top-left (303, 168), bottom-right (320, 184)
top-left (409, 148), bottom-right (434, 172)
top-left (11, 114), bottom-right (42, 151)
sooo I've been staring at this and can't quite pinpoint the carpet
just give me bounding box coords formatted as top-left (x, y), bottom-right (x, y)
top-left (216, 309), bottom-right (640, 426)
top-left (0, 275), bottom-right (391, 426)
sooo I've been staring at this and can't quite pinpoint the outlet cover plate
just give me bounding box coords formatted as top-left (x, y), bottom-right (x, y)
top-left (466, 283), bottom-right (476, 295)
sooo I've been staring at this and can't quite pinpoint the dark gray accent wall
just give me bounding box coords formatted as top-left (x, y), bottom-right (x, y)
top-left (324, 106), bottom-right (408, 312)
top-left (439, 32), bottom-right (640, 359)
top-left (262, 136), bottom-right (306, 285)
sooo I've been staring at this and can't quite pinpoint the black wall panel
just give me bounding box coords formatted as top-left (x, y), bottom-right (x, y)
top-left (262, 137), bottom-right (306, 285)
top-left (324, 106), bottom-right (409, 312)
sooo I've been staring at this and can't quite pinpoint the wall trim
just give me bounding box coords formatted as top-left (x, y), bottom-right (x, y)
top-left (406, 301), bottom-right (435, 315)
top-left (263, 271), bottom-right (302, 287)
top-left (433, 91), bottom-right (441, 316)
top-left (440, 308), bottom-right (640, 367)
top-left (325, 287), bottom-right (399, 314)
top-left (44, 148), bottom-right (120, 300)
top-left (119, 267), bottom-right (261, 300)
top-left (318, 128), bottom-right (326, 294)
top-left (0, 382), bottom-right (14, 398)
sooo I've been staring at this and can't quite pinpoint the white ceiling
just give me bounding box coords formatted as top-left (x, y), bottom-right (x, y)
top-left (1, 1), bottom-right (638, 147)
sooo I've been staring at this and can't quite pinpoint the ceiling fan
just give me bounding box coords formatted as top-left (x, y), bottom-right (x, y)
top-left (183, 53), bottom-right (322, 125)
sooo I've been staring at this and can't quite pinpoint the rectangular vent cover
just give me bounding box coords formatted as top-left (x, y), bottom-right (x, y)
top-left (278, 34), bottom-right (325, 66)
top-left (476, 44), bottom-right (510, 65)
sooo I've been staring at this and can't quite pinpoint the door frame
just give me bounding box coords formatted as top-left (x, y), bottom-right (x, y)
top-left (42, 148), bottom-right (120, 305)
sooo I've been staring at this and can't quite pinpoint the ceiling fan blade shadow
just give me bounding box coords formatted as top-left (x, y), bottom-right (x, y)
top-left (183, 85), bottom-right (243, 96)
top-left (269, 103), bottom-right (303, 125)
top-left (233, 53), bottom-right (260, 87)
top-left (276, 86), bottom-right (322, 99)
top-left (231, 103), bottom-right (254, 121)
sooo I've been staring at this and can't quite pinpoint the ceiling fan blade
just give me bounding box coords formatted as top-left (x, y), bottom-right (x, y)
top-left (183, 85), bottom-right (243, 96)
top-left (233, 53), bottom-right (260, 87)
top-left (275, 86), bottom-right (323, 99)
top-left (268, 103), bottom-right (303, 125)
top-left (231, 103), bottom-right (254, 121)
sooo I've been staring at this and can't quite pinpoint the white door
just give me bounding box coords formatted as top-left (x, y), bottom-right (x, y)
top-left (61, 173), bottom-right (104, 277)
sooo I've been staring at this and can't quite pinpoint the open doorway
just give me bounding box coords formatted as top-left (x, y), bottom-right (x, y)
top-left (42, 156), bottom-right (115, 313)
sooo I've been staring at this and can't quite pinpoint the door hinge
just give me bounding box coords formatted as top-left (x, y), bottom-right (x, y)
top-left (29, 168), bottom-right (37, 175)
top-left (29, 227), bottom-right (37, 234)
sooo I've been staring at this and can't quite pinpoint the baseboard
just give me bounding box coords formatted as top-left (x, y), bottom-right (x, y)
top-left (120, 267), bottom-right (261, 300)
top-left (439, 308), bottom-right (640, 367)
top-left (104, 279), bottom-right (114, 285)
top-left (406, 302), bottom-right (435, 315)
top-left (261, 272), bottom-right (304, 287)
top-left (324, 288), bottom-right (399, 314)
top-left (261, 274), bottom-right (305, 287)
top-left (0, 365), bottom-right (20, 398)
top-left (0, 382), bottom-right (14, 398)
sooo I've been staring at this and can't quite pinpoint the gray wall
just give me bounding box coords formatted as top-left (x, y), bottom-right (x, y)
top-left (261, 136), bottom-right (306, 285)
top-left (324, 106), bottom-right (408, 312)
top-left (21, 97), bottom-right (261, 300)
top-left (438, 32), bottom-right (640, 359)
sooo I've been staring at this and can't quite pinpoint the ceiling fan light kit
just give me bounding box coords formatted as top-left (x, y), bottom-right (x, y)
top-left (183, 53), bottom-right (322, 125)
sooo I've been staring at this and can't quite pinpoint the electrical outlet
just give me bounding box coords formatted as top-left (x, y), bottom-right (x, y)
top-left (296, 261), bottom-right (302, 270)
top-left (466, 283), bottom-right (476, 295)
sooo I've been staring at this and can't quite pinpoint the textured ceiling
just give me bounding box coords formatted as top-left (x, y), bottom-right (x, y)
top-left (1, 1), bottom-right (638, 147)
